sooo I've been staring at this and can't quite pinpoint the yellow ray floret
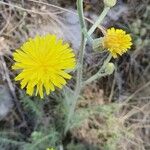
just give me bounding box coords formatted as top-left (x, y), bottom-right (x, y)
top-left (102, 28), bottom-right (132, 58)
top-left (12, 34), bottom-right (76, 98)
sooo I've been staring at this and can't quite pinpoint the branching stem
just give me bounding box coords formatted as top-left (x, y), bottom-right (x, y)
top-left (65, 0), bottom-right (111, 134)
top-left (88, 7), bottom-right (110, 36)
top-left (84, 54), bottom-right (112, 85)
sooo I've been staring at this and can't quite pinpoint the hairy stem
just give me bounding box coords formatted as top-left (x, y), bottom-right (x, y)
top-left (88, 7), bottom-right (110, 36)
top-left (84, 54), bottom-right (112, 85)
top-left (65, 0), bottom-right (86, 134)
top-left (65, 0), bottom-right (111, 134)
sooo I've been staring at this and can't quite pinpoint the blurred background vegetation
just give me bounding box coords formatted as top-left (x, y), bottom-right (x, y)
top-left (0, 0), bottom-right (149, 150)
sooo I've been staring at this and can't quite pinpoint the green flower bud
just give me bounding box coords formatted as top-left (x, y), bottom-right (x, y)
top-left (140, 28), bottom-right (146, 37)
top-left (135, 38), bottom-right (142, 46)
top-left (103, 0), bottom-right (117, 7)
top-left (105, 63), bottom-right (115, 75)
top-left (133, 27), bottom-right (140, 35)
top-left (92, 38), bottom-right (103, 50)
top-left (136, 19), bottom-right (142, 28)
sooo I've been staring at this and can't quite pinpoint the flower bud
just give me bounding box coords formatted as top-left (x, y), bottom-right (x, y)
top-left (135, 38), bottom-right (142, 47)
top-left (103, 0), bottom-right (117, 7)
top-left (92, 38), bottom-right (103, 50)
top-left (105, 63), bottom-right (115, 75)
top-left (140, 28), bottom-right (146, 37)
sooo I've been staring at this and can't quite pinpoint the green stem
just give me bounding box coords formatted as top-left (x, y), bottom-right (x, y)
top-left (84, 54), bottom-right (112, 85)
top-left (65, 0), bottom-right (86, 134)
top-left (88, 6), bottom-right (110, 36)
top-left (75, 0), bottom-right (86, 95)
top-left (83, 7), bottom-right (110, 44)
top-left (65, 1), bottom-right (111, 134)
top-left (77, 0), bottom-right (86, 30)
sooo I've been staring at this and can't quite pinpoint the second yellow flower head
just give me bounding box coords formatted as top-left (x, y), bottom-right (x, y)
top-left (102, 28), bottom-right (132, 58)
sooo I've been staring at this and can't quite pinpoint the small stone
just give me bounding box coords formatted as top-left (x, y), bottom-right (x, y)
top-left (0, 85), bottom-right (13, 120)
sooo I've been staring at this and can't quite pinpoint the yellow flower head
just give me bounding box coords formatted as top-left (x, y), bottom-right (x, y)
top-left (102, 28), bottom-right (132, 58)
top-left (12, 34), bottom-right (76, 98)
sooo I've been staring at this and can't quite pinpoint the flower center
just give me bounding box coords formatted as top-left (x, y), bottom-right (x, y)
top-left (38, 62), bottom-right (50, 73)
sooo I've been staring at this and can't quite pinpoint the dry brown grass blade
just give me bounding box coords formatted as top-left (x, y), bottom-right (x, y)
top-left (0, 1), bottom-right (56, 15)
top-left (123, 81), bottom-right (150, 104)
top-left (0, 0), bottom-right (105, 33)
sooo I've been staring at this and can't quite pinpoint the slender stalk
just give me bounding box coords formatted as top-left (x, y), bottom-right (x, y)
top-left (75, 0), bottom-right (86, 95)
top-left (65, 36), bottom-right (86, 133)
top-left (65, 0), bottom-right (111, 133)
top-left (84, 54), bottom-right (112, 85)
top-left (65, 0), bottom-right (86, 133)
top-left (84, 72), bottom-right (108, 86)
top-left (77, 0), bottom-right (86, 30)
top-left (88, 6), bottom-right (110, 36)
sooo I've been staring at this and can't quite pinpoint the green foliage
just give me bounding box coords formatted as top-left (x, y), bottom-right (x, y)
top-left (0, 131), bottom-right (25, 150)
top-left (19, 94), bottom-right (62, 150)
top-left (67, 142), bottom-right (87, 150)
top-left (70, 103), bottom-right (119, 129)
top-left (62, 87), bottom-right (74, 113)
top-left (20, 94), bottom-right (44, 119)
top-left (66, 141), bottom-right (101, 150)
top-left (22, 130), bottom-right (59, 150)
top-left (0, 130), bottom-right (59, 150)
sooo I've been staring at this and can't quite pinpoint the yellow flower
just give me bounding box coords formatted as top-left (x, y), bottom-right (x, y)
top-left (12, 34), bottom-right (76, 98)
top-left (102, 28), bottom-right (132, 58)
